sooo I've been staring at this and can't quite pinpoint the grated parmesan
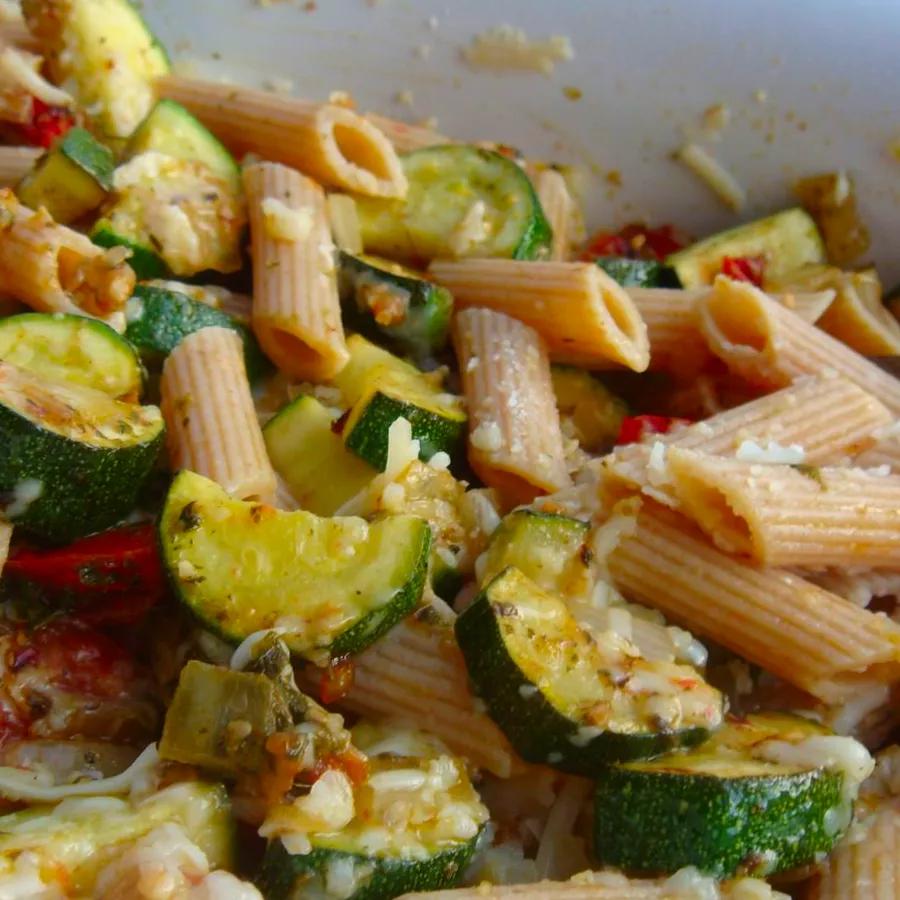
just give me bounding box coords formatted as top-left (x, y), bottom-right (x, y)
top-left (675, 142), bottom-right (746, 212)
top-left (735, 439), bottom-right (805, 465)
top-left (470, 420), bottom-right (503, 452)
top-left (462, 25), bottom-right (574, 75)
top-left (261, 198), bottom-right (314, 242)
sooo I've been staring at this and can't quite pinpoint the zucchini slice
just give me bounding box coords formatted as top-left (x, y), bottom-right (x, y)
top-left (355, 145), bottom-right (552, 262)
top-left (0, 312), bottom-right (142, 401)
top-left (666, 208), bottom-right (825, 288)
top-left (455, 566), bottom-right (724, 774)
top-left (257, 724), bottom-right (488, 900)
top-left (335, 336), bottom-right (466, 471)
top-left (339, 252), bottom-right (454, 363)
top-left (17, 127), bottom-right (114, 224)
top-left (593, 256), bottom-right (681, 288)
top-left (263, 395), bottom-right (375, 516)
top-left (551, 366), bottom-right (628, 453)
top-left (159, 659), bottom-right (292, 777)
top-left (593, 712), bottom-right (870, 878)
top-left (0, 781), bottom-right (233, 895)
top-left (0, 360), bottom-right (164, 542)
top-left (92, 101), bottom-right (245, 278)
top-left (125, 284), bottom-right (269, 380)
top-left (478, 508), bottom-right (591, 595)
top-left (159, 471), bottom-right (432, 663)
top-left (22, 0), bottom-right (170, 143)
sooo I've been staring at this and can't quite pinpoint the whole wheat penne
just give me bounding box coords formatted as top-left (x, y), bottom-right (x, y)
top-left (243, 162), bottom-right (348, 380)
top-left (399, 873), bottom-right (789, 899)
top-left (453, 307), bottom-right (571, 505)
top-left (156, 76), bottom-right (406, 198)
top-left (606, 500), bottom-right (900, 703)
top-left (808, 568), bottom-right (900, 608)
top-left (0, 189), bottom-right (132, 330)
top-left (855, 434), bottom-right (900, 473)
top-left (325, 193), bottom-right (363, 254)
top-left (301, 615), bottom-right (524, 778)
top-left (0, 146), bottom-right (39, 185)
top-left (603, 373), bottom-right (890, 503)
top-left (817, 270), bottom-right (900, 355)
top-left (0, 20), bottom-right (38, 52)
top-left (161, 326), bottom-right (276, 501)
top-left (533, 168), bottom-right (576, 261)
top-left (0, 520), bottom-right (10, 578)
top-left (699, 276), bottom-right (900, 414)
top-left (808, 804), bottom-right (900, 899)
top-left (364, 112), bottom-right (450, 152)
top-left (666, 447), bottom-right (900, 567)
top-left (432, 259), bottom-right (649, 371)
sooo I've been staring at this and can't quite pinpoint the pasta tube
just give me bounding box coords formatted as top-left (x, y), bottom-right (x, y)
top-left (453, 307), bottom-right (571, 504)
top-left (809, 804), bottom-right (900, 899)
top-left (698, 276), bottom-right (900, 414)
top-left (243, 162), bottom-right (348, 381)
top-left (431, 259), bottom-right (649, 371)
top-left (364, 113), bottom-right (450, 152)
top-left (603, 373), bottom-right (890, 503)
top-left (307, 615), bottom-right (524, 778)
top-left (607, 500), bottom-right (900, 703)
top-left (533, 168), bottom-right (576, 261)
top-left (666, 447), bottom-right (900, 567)
top-left (161, 326), bottom-right (276, 501)
top-left (0, 146), bottom-right (39, 185)
top-left (156, 76), bottom-right (407, 198)
top-left (0, 189), bottom-right (132, 329)
top-left (325, 193), bottom-right (362, 254)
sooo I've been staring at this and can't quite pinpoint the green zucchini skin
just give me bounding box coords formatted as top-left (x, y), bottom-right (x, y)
top-left (125, 285), bottom-right (269, 380)
top-left (0, 312), bottom-right (143, 400)
top-left (593, 256), bottom-right (681, 288)
top-left (454, 585), bottom-right (710, 774)
top-left (593, 763), bottom-right (844, 878)
top-left (338, 252), bottom-right (454, 363)
top-left (0, 379), bottom-right (164, 543)
top-left (158, 471), bottom-right (432, 661)
top-left (344, 390), bottom-right (465, 472)
top-left (92, 227), bottom-right (169, 280)
top-left (256, 829), bottom-right (482, 900)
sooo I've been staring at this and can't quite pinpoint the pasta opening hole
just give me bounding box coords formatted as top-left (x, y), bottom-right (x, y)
top-left (267, 329), bottom-right (327, 373)
top-left (705, 293), bottom-right (768, 352)
top-left (332, 123), bottom-right (393, 181)
top-left (677, 475), bottom-right (753, 555)
top-left (604, 289), bottom-right (642, 343)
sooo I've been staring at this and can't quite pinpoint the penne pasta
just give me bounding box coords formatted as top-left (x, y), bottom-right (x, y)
top-left (243, 161), bottom-right (348, 381)
top-left (0, 189), bottom-right (132, 330)
top-left (666, 448), bottom-right (900, 567)
top-left (305, 615), bottom-right (525, 778)
top-left (698, 276), bottom-right (900, 414)
top-left (533, 168), bottom-right (577, 261)
top-left (325, 193), bottom-right (363, 254)
top-left (607, 499), bottom-right (900, 703)
top-left (808, 804), bottom-right (900, 899)
top-left (602, 373), bottom-right (890, 503)
top-left (855, 434), bottom-right (900, 473)
top-left (0, 146), bottom-right (40, 185)
top-left (808, 568), bottom-right (900, 608)
top-left (0, 19), bottom-right (38, 52)
top-left (364, 113), bottom-right (450, 152)
top-left (160, 326), bottom-right (276, 501)
top-left (453, 307), bottom-right (571, 505)
top-left (156, 76), bottom-right (407, 198)
top-left (431, 259), bottom-right (649, 371)
top-left (0, 520), bottom-right (10, 578)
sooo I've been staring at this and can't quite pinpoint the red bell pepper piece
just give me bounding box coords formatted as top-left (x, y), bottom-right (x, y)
top-left (720, 255), bottom-right (766, 287)
top-left (581, 223), bottom-right (687, 263)
top-left (616, 414), bottom-right (691, 446)
top-left (17, 98), bottom-right (76, 149)
top-left (4, 524), bottom-right (165, 624)
top-left (318, 656), bottom-right (355, 705)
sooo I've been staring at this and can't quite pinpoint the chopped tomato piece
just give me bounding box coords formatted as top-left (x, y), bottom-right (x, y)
top-left (17, 98), bottom-right (76, 149)
top-left (721, 255), bottom-right (766, 287)
top-left (319, 656), bottom-right (355, 705)
top-left (581, 223), bottom-right (687, 263)
top-left (616, 414), bottom-right (691, 446)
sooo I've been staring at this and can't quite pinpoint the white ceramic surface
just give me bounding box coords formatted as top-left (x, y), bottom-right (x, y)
top-left (145, 0), bottom-right (900, 281)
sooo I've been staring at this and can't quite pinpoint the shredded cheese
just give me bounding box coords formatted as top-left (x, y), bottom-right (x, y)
top-left (675, 142), bottom-right (746, 212)
top-left (261, 197), bottom-right (314, 242)
top-left (463, 25), bottom-right (574, 75)
top-left (735, 439), bottom-right (806, 465)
